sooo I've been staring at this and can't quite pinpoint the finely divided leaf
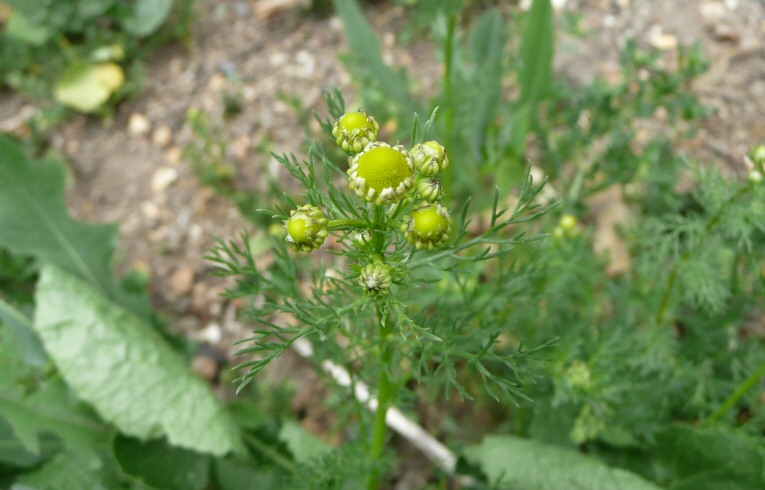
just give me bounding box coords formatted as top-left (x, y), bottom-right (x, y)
top-left (464, 435), bottom-right (661, 490)
top-left (0, 135), bottom-right (151, 320)
top-left (34, 265), bottom-right (243, 457)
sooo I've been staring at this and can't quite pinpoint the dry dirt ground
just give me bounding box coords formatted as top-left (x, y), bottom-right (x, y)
top-left (1, 0), bottom-right (764, 485)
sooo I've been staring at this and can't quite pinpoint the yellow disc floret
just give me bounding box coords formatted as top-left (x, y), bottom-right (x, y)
top-left (348, 142), bottom-right (414, 205)
top-left (332, 111), bottom-right (380, 154)
top-left (403, 203), bottom-right (452, 249)
top-left (284, 204), bottom-right (328, 252)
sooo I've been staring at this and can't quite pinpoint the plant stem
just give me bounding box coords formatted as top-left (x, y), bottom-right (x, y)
top-left (242, 431), bottom-right (296, 473)
top-left (441, 13), bottom-right (457, 203)
top-left (366, 307), bottom-right (395, 490)
top-left (328, 218), bottom-right (367, 230)
top-left (706, 358), bottom-right (765, 425)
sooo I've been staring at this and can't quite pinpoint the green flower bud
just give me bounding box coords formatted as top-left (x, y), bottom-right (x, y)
top-left (416, 178), bottom-right (442, 203)
top-left (749, 170), bottom-right (763, 184)
top-left (284, 204), bottom-right (328, 252)
top-left (559, 214), bottom-right (577, 233)
top-left (348, 142), bottom-right (414, 205)
top-left (402, 203), bottom-right (452, 250)
top-left (359, 262), bottom-right (392, 294)
top-left (752, 145), bottom-right (765, 167)
top-left (332, 111), bottom-right (380, 154)
top-left (411, 140), bottom-right (448, 176)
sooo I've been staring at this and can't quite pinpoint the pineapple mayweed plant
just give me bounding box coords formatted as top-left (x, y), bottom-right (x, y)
top-left (210, 93), bottom-right (554, 487)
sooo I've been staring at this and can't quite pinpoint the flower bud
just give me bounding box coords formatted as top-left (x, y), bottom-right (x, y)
top-left (348, 142), bottom-right (414, 205)
top-left (411, 140), bottom-right (448, 176)
top-left (752, 145), bottom-right (765, 167)
top-left (284, 204), bottom-right (328, 252)
top-left (359, 262), bottom-right (392, 294)
top-left (416, 178), bottom-right (442, 203)
top-left (402, 203), bottom-right (452, 250)
top-left (332, 111), bottom-right (380, 154)
top-left (749, 170), bottom-right (763, 184)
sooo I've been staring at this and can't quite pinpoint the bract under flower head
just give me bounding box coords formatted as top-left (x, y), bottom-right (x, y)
top-left (403, 203), bottom-right (452, 249)
top-left (348, 142), bottom-right (414, 205)
top-left (284, 204), bottom-right (328, 252)
top-left (332, 111), bottom-right (380, 154)
top-left (411, 140), bottom-right (449, 176)
top-left (359, 262), bottom-right (393, 295)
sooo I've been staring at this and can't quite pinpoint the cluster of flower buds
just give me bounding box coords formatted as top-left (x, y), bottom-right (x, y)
top-left (283, 110), bottom-right (454, 292)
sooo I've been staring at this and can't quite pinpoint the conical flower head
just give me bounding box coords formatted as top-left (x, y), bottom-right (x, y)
top-left (348, 142), bottom-right (414, 205)
top-left (411, 140), bottom-right (449, 176)
top-left (284, 204), bottom-right (328, 252)
top-left (332, 111), bottom-right (380, 154)
top-left (403, 203), bottom-right (452, 249)
top-left (359, 262), bottom-right (392, 295)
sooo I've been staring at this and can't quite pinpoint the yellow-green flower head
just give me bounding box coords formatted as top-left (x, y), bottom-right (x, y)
top-left (332, 111), bottom-right (380, 154)
top-left (402, 203), bottom-right (452, 250)
top-left (284, 204), bottom-right (328, 252)
top-left (348, 142), bottom-right (414, 205)
top-left (359, 262), bottom-right (392, 295)
top-left (411, 140), bottom-right (449, 176)
top-left (416, 178), bottom-right (442, 203)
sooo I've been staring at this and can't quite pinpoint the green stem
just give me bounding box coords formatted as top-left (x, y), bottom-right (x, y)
top-left (706, 358), bottom-right (765, 425)
top-left (328, 218), bottom-right (367, 230)
top-left (366, 307), bottom-right (396, 490)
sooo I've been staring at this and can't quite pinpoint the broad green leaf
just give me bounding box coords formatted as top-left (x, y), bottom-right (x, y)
top-left (78, 0), bottom-right (113, 19)
top-left (518, 0), bottom-right (554, 105)
top-left (121, 0), bottom-right (173, 37)
top-left (54, 61), bottom-right (125, 113)
top-left (213, 457), bottom-right (285, 490)
top-left (12, 451), bottom-right (126, 490)
top-left (277, 420), bottom-right (331, 465)
top-left (0, 136), bottom-right (150, 319)
top-left (0, 417), bottom-right (54, 468)
top-left (114, 435), bottom-right (210, 490)
top-left (648, 424), bottom-right (765, 490)
top-left (34, 265), bottom-right (244, 457)
top-left (0, 297), bottom-right (46, 366)
top-left (464, 435), bottom-right (661, 490)
top-left (0, 333), bottom-right (109, 455)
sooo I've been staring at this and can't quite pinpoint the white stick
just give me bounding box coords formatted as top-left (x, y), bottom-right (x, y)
top-left (292, 338), bottom-right (457, 474)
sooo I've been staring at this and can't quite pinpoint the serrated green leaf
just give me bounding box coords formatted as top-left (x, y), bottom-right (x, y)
top-left (114, 435), bottom-right (210, 490)
top-left (121, 0), bottom-right (173, 37)
top-left (277, 420), bottom-right (331, 465)
top-left (0, 333), bottom-right (109, 456)
top-left (0, 136), bottom-right (151, 320)
top-left (33, 265), bottom-right (244, 457)
top-left (464, 435), bottom-right (661, 490)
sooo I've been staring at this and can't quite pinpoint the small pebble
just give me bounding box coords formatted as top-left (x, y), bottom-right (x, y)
top-left (128, 113), bottom-right (151, 137)
top-left (152, 125), bottom-right (174, 148)
top-left (151, 167), bottom-right (179, 193)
